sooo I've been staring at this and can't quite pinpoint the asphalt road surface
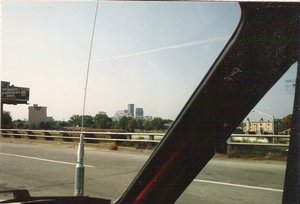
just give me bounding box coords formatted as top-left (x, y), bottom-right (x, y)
top-left (0, 141), bottom-right (286, 203)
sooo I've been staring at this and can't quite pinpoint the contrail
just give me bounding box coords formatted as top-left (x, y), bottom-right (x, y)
top-left (93, 37), bottom-right (227, 63)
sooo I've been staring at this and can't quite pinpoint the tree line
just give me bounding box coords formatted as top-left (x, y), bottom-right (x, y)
top-left (68, 113), bottom-right (173, 132)
top-left (3, 111), bottom-right (293, 134)
top-left (2, 111), bottom-right (173, 132)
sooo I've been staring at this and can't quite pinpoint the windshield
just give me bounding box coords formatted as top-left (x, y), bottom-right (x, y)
top-left (2, 1), bottom-right (296, 204)
top-left (2, 1), bottom-right (240, 121)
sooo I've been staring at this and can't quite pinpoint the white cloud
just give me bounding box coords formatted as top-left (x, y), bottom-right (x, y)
top-left (92, 37), bottom-right (226, 63)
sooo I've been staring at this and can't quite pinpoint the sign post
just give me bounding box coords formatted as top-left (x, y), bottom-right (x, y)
top-left (1, 81), bottom-right (30, 122)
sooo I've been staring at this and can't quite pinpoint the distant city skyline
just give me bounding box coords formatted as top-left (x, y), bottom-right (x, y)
top-left (2, 1), bottom-right (297, 121)
top-left (113, 103), bottom-right (147, 121)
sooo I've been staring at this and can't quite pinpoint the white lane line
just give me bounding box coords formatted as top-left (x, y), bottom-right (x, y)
top-left (193, 179), bottom-right (283, 192)
top-left (0, 152), bottom-right (94, 168)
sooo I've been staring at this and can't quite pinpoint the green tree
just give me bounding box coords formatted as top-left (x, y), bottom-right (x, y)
top-left (274, 119), bottom-right (283, 134)
top-left (151, 117), bottom-right (164, 130)
top-left (45, 118), bottom-right (57, 130)
top-left (83, 115), bottom-right (95, 128)
top-left (163, 119), bottom-right (173, 124)
top-left (163, 119), bottom-right (173, 130)
top-left (127, 118), bottom-right (136, 132)
top-left (56, 121), bottom-right (69, 129)
top-left (135, 119), bottom-right (144, 130)
top-left (143, 119), bottom-right (152, 131)
top-left (118, 116), bottom-right (129, 131)
top-left (112, 120), bottom-right (120, 129)
top-left (68, 114), bottom-right (95, 128)
top-left (68, 115), bottom-right (82, 127)
top-left (2, 111), bottom-right (13, 129)
top-left (94, 113), bottom-right (112, 129)
top-left (14, 119), bottom-right (25, 129)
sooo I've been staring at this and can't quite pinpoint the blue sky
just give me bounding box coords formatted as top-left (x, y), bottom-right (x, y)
top-left (2, 1), bottom-right (296, 121)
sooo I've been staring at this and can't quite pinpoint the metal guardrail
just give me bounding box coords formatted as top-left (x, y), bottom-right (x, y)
top-left (0, 129), bottom-right (291, 147)
top-left (228, 134), bottom-right (290, 147)
top-left (0, 129), bottom-right (164, 143)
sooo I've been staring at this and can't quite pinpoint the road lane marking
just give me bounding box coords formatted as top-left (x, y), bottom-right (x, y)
top-left (193, 179), bottom-right (282, 192)
top-left (0, 152), bottom-right (94, 168)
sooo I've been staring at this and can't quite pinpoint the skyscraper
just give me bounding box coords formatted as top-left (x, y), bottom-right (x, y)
top-left (128, 104), bottom-right (134, 117)
top-left (135, 108), bottom-right (144, 119)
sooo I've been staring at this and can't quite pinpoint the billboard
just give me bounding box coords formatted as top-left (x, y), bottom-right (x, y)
top-left (1, 81), bottom-right (30, 104)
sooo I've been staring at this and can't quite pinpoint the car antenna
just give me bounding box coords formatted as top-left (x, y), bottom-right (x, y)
top-left (74, 0), bottom-right (100, 197)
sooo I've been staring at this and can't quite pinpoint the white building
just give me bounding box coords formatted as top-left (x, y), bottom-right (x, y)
top-left (244, 118), bottom-right (274, 134)
top-left (144, 116), bottom-right (153, 120)
top-left (28, 104), bottom-right (47, 129)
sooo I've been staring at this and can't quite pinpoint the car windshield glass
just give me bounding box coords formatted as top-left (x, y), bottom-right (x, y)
top-left (0, 1), bottom-right (262, 202)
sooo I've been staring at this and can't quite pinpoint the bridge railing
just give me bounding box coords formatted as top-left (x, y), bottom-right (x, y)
top-left (0, 128), bottom-right (164, 144)
top-left (0, 129), bottom-right (291, 147)
top-left (228, 134), bottom-right (290, 147)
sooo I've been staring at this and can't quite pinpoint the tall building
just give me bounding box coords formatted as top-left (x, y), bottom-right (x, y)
top-left (128, 104), bottom-right (134, 117)
top-left (28, 104), bottom-right (47, 129)
top-left (135, 108), bottom-right (144, 119)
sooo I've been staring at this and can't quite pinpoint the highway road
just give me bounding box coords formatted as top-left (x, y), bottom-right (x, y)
top-left (0, 141), bottom-right (286, 203)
